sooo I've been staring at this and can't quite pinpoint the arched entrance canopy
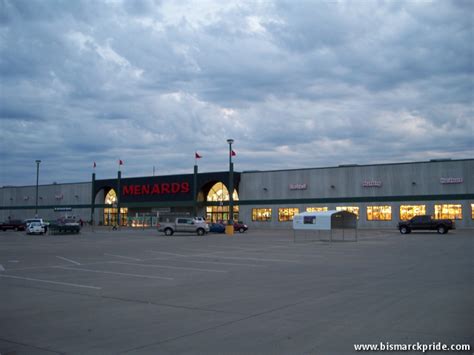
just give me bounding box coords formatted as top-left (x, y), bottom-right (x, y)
top-left (206, 182), bottom-right (239, 222)
top-left (103, 189), bottom-right (128, 226)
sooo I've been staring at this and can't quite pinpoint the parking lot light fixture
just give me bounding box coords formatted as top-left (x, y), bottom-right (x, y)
top-left (35, 160), bottom-right (41, 216)
top-left (227, 139), bottom-right (234, 233)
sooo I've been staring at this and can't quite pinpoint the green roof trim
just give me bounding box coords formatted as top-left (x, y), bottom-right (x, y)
top-left (1, 193), bottom-right (472, 210)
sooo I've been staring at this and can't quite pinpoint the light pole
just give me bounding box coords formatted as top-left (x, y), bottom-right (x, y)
top-left (35, 160), bottom-right (41, 216)
top-left (227, 139), bottom-right (234, 233)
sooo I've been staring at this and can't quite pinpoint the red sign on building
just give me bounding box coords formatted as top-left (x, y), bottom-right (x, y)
top-left (123, 182), bottom-right (190, 196)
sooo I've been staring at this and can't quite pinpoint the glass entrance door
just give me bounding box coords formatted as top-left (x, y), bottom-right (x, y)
top-left (103, 189), bottom-right (128, 226)
top-left (205, 182), bottom-right (239, 222)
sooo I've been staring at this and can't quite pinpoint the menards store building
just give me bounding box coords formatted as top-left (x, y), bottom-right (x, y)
top-left (1, 159), bottom-right (473, 229)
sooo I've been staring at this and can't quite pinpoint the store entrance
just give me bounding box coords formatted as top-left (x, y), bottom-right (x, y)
top-left (103, 189), bottom-right (128, 226)
top-left (205, 182), bottom-right (239, 223)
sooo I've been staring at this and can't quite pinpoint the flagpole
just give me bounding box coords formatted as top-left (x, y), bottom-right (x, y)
top-left (226, 139), bottom-right (234, 235)
top-left (117, 160), bottom-right (122, 229)
top-left (193, 163), bottom-right (198, 217)
top-left (193, 152), bottom-right (200, 217)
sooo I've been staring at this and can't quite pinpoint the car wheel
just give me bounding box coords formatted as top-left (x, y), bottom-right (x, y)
top-left (239, 227), bottom-right (245, 233)
top-left (14, 227), bottom-right (18, 231)
top-left (437, 225), bottom-right (446, 234)
top-left (400, 226), bottom-right (410, 234)
top-left (197, 228), bottom-right (205, 236)
top-left (164, 228), bottom-right (173, 236)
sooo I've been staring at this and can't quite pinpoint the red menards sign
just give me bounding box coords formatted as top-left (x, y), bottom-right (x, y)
top-left (123, 182), bottom-right (190, 196)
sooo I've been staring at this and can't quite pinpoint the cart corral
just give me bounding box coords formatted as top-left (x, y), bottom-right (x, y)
top-left (292, 210), bottom-right (358, 242)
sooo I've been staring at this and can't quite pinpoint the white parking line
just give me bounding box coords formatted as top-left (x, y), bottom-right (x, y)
top-left (190, 255), bottom-right (303, 263)
top-left (169, 259), bottom-right (267, 268)
top-left (53, 266), bottom-right (173, 280)
top-left (149, 250), bottom-right (301, 264)
top-left (247, 250), bottom-right (322, 258)
top-left (6, 261), bottom-right (112, 271)
top-left (56, 256), bottom-right (81, 265)
top-left (191, 248), bottom-right (321, 259)
top-left (148, 251), bottom-right (189, 257)
top-left (0, 264), bottom-right (5, 272)
top-left (180, 247), bottom-right (256, 253)
top-left (104, 253), bottom-right (142, 261)
top-left (109, 261), bottom-right (227, 273)
top-left (0, 274), bottom-right (101, 290)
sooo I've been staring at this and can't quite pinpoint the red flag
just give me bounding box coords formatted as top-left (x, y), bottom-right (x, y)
top-left (93, 162), bottom-right (96, 168)
top-left (119, 159), bottom-right (123, 165)
top-left (231, 150), bottom-right (236, 157)
top-left (195, 152), bottom-right (202, 159)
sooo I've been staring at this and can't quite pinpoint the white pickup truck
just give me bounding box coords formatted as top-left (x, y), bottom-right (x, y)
top-left (158, 217), bottom-right (210, 236)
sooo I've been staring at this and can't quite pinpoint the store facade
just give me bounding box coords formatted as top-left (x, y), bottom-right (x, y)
top-left (93, 171), bottom-right (241, 226)
top-left (238, 159), bottom-right (474, 229)
top-left (1, 159), bottom-right (473, 229)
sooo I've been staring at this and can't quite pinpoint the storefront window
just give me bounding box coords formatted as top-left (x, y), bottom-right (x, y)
top-left (336, 206), bottom-right (359, 219)
top-left (306, 207), bottom-right (328, 212)
top-left (278, 208), bottom-right (299, 222)
top-left (434, 204), bottom-right (462, 220)
top-left (103, 189), bottom-right (128, 226)
top-left (252, 208), bottom-right (272, 221)
top-left (129, 214), bottom-right (158, 228)
top-left (400, 205), bottom-right (426, 221)
top-left (367, 206), bottom-right (392, 221)
top-left (206, 182), bottom-right (239, 222)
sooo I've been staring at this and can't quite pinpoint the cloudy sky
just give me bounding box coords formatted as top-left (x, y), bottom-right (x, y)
top-left (1, 0), bottom-right (472, 186)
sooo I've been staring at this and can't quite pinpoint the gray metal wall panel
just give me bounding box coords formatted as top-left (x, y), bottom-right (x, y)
top-left (239, 160), bottom-right (473, 200)
top-left (239, 160), bottom-right (473, 229)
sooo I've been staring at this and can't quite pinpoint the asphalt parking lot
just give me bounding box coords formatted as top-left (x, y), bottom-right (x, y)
top-left (1, 227), bottom-right (472, 355)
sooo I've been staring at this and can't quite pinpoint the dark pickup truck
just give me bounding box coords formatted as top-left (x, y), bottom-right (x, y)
top-left (0, 219), bottom-right (26, 231)
top-left (398, 215), bottom-right (455, 234)
top-left (49, 218), bottom-right (81, 234)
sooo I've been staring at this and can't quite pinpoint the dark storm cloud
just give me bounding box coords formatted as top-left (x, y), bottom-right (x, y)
top-left (0, 0), bottom-right (472, 186)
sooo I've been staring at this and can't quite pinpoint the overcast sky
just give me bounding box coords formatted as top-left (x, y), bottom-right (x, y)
top-left (1, 0), bottom-right (472, 186)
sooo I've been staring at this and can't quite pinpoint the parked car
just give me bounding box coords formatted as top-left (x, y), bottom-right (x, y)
top-left (234, 221), bottom-right (248, 233)
top-left (398, 215), bottom-right (455, 234)
top-left (0, 219), bottom-right (26, 231)
top-left (26, 222), bottom-right (45, 235)
top-left (158, 217), bottom-right (210, 236)
top-left (209, 223), bottom-right (226, 233)
top-left (24, 218), bottom-right (50, 233)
